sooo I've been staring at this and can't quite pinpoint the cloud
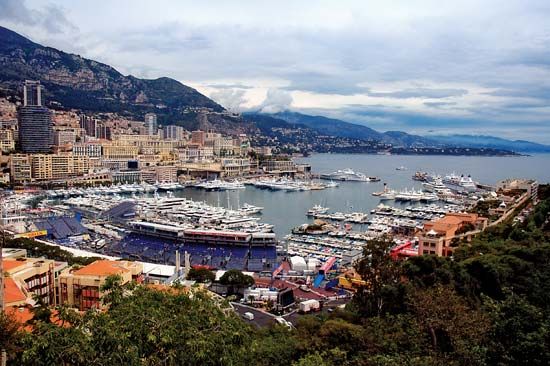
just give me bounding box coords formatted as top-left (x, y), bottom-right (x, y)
top-left (368, 88), bottom-right (468, 99)
top-left (206, 83), bottom-right (254, 90)
top-left (283, 72), bottom-right (368, 95)
top-left (0, 0), bottom-right (76, 34)
top-left (424, 101), bottom-right (458, 108)
top-left (258, 89), bottom-right (293, 113)
top-left (209, 88), bottom-right (248, 111)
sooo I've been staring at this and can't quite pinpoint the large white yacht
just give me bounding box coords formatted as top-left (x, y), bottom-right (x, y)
top-left (320, 168), bottom-right (372, 182)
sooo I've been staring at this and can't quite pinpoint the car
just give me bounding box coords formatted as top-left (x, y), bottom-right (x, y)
top-left (243, 312), bottom-right (255, 321)
top-left (274, 317), bottom-right (293, 329)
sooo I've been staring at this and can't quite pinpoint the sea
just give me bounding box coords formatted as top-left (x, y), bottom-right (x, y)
top-left (172, 153), bottom-right (550, 237)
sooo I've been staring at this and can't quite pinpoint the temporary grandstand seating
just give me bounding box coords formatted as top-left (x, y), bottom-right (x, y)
top-left (34, 216), bottom-right (88, 239)
top-left (102, 233), bottom-right (275, 271)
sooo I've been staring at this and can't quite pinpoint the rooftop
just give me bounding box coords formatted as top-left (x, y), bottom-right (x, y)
top-left (73, 260), bottom-right (130, 277)
top-left (3, 258), bottom-right (27, 272)
top-left (4, 277), bottom-right (27, 305)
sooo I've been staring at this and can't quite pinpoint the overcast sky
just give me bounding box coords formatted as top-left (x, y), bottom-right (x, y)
top-left (2, 0), bottom-right (550, 143)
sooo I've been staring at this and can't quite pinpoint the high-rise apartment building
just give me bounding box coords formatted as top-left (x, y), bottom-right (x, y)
top-left (191, 130), bottom-right (205, 146)
top-left (163, 125), bottom-right (185, 140)
top-left (18, 80), bottom-right (53, 153)
top-left (23, 80), bottom-right (43, 107)
top-left (144, 113), bottom-right (158, 135)
top-left (54, 130), bottom-right (76, 146)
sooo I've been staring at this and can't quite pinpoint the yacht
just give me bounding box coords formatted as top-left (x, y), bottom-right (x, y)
top-left (307, 205), bottom-right (330, 216)
top-left (379, 190), bottom-right (397, 200)
top-left (443, 173), bottom-right (477, 192)
top-left (239, 203), bottom-right (264, 215)
top-left (320, 168), bottom-right (373, 182)
top-left (423, 177), bottom-right (453, 195)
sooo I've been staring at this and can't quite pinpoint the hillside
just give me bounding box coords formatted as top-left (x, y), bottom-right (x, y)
top-left (427, 134), bottom-right (550, 153)
top-left (271, 111), bottom-right (439, 147)
top-left (266, 111), bottom-right (548, 152)
top-left (272, 111), bottom-right (386, 141)
top-left (0, 26), bottom-right (239, 131)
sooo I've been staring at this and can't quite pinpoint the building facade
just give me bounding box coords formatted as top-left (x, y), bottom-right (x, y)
top-left (221, 158), bottom-right (251, 177)
top-left (58, 260), bottom-right (143, 311)
top-left (418, 213), bottom-right (488, 256)
top-left (144, 113), bottom-right (158, 136)
top-left (3, 257), bottom-right (56, 305)
top-left (18, 80), bottom-right (53, 153)
top-left (30, 154), bottom-right (90, 181)
top-left (163, 125), bottom-right (185, 140)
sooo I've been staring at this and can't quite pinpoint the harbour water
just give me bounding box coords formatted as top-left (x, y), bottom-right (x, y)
top-left (173, 153), bottom-right (550, 237)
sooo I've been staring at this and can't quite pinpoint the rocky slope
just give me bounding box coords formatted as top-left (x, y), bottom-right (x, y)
top-left (0, 26), bottom-right (245, 132)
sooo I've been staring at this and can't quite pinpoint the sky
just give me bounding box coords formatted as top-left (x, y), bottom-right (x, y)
top-left (1, 0), bottom-right (550, 144)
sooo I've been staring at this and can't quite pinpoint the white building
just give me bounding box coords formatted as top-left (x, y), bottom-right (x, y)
top-left (144, 113), bottom-right (158, 136)
top-left (163, 125), bottom-right (185, 140)
top-left (73, 143), bottom-right (103, 158)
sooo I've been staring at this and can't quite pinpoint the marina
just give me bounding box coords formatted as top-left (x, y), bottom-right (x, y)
top-left (2, 153), bottom-right (549, 274)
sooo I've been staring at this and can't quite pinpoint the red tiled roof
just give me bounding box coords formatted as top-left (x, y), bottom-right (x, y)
top-left (3, 259), bottom-right (27, 271)
top-left (3, 277), bottom-right (27, 305)
top-left (73, 260), bottom-right (129, 277)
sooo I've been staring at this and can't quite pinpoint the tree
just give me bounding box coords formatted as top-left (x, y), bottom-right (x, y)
top-left (0, 311), bottom-right (22, 363)
top-left (485, 293), bottom-right (550, 366)
top-left (100, 274), bottom-right (124, 307)
top-left (29, 293), bottom-right (52, 324)
top-left (353, 237), bottom-right (406, 317)
top-left (406, 285), bottom-right (490, 365)
top-left (219, 269), bottom-right (255, 295)
top-left (186, 267), bottom-right (215, 283)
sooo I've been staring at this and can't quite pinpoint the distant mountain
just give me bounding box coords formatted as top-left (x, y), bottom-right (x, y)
top-left (260, 111), bottom-right (549, 153)
top-left (0, 26), bottom-right (239, 131)
top-left (268, 111), bottom-right (436, 147)
top-left (426, 134), bottom-right (550, 153)
top-left (271, 111), bottom-right (386, 141)
top-left (244, 112), bottom-right (297, 132)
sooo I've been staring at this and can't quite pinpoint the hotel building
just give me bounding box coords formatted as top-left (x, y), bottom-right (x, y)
top-left (418, 213), bottom-right (488, 257)
top-left (58, 260), bottom-right (143, 311)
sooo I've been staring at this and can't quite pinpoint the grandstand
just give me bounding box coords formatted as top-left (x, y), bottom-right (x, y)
top-left (33, 216), bottom-right (88, 240)
top-left (103, 232), bottom-right (278, 272)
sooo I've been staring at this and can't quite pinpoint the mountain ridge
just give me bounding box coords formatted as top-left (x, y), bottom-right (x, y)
top-left (261, 110), bottom-right (550, 152)
top-left (0, 25), bottom-right (233, 131)
top-left (425, 134), bottom-right (550, 153)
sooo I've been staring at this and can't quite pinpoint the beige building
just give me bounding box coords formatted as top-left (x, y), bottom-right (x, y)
top-left (30, 153), bottom-right (90, 181)
top-left (141, 165), bottom-right (178, 183)
top-left (261, 159), bottom-right (297, 175)
top-left (221, 158), bottom-right (251, 177)
top-left (58, 260), bottom-right (143, 311)
top-left (0, 129), bottom-right (16, 152)
top-left (497, 179), bottom-right (538, 201)
top-left (177, 145), bottom-right (214, 162)
top-left (10, 154), bottom-right (32, 183)
top-left (101, 143), bottom-right (139, 160)
top-left (418, 213), bottom-right (488, 257)
top-left (73, 142), bottom-right (103, 158)
top-left (3, 257), bottom-right (57, 305)
top-left (106, 135), bottom-right (176, 163)
top-left (54, 129), bottom-right (76, 147)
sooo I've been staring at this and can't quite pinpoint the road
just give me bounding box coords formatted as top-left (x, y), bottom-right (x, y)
top-left (232, 302), bottom-right (278, 328)
top-left (232, 297), bottom-right (351, 328)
